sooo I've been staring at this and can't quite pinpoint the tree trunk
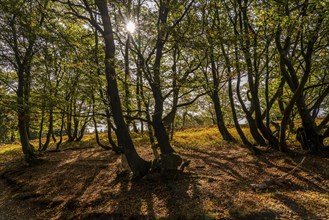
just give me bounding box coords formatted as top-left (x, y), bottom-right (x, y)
top-left (208, 49), bottom-right (235, 142)
top-left (124, 34), bottom-right (132, 128)
top-left (105, 110), bottom-right (119, 150)
top-left (96, 0), bottom-right (150, 177)
top-left (219, 40), bottom-right (254, 149)
top-left (93, 115), bottom-right (111, 150)
top-left (276, 16), bottom-right (324, 151)
top-left (76, 106), bottom-right (89, 142)
top-left (56, 111), bottom-right (65, 150)
top-left (41, 108), bottom-right (53, 151)
top-left (237, 1), bottom-right (278, 148)
top-left (152, 93), bottom-right (175, 154)
top-left (232, 41), bottom-right (267, 146)
top-left (92, 94), bottom-right (111, 150)
top-left (146, 102), bottom-right (159, 160)
top-left (51, 130), bottom-right (57, 143)
top-left (72, 102), bottom-right (79, 141)
top-left (229, 78), bottom-right (256, 151)
top-left (66, 103), bottom-right (74, 142)
top-left (17, 69), bottom-right (36, 163)
top-left (236, 72), bottom-right (267, 146)
top-left (38, 103), bottom-right (45, 150)
top-left (136, 2), bottom-right (144, 135)
top-left (296, 97), bottom-right (323, 151)
top-left (211, 93), bottom-right (236, 142)
top-left (149, 1), bottom-right (176, 155)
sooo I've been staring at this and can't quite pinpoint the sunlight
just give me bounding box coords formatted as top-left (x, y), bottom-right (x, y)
top-left (126, 20), bottom-right (136, 34)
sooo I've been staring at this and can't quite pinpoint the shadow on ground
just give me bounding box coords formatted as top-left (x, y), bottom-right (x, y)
top-left (1, 144), bottom-right (329, 219)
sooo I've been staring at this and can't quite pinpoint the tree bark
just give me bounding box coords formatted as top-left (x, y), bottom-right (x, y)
top-left (239, 3), bottom-right (279, 148)
top-left (236, 71), bottom-right (266, 146)
top-left (92, 93), bottom-right (111, 150)
top-left (150, 0), bottom-right (175, 155)
top-left (96, 0), bottom-right (150, 177)
top-left (56, 111), bottom-right (65, 150)
top-left (275, 9), bottom-right (324, 151)
top-left (41, 108), bottom-right (53, 151)
top-left (17, 68), bottom-right (36, 163)
top-left (38, 102), bottom-right (45, 150)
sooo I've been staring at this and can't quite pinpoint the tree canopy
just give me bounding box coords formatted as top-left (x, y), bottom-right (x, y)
top-left (0, 0), bottom-right (328, 174)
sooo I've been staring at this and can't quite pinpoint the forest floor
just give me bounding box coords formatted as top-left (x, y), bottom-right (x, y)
top-left (0, 126), bottom-right (329, 219)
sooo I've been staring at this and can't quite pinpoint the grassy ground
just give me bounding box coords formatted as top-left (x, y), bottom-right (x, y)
top-left (0, 125), bottom-right (328, 219)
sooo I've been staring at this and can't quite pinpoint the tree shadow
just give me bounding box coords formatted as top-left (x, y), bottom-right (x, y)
top-left (178, 146), bottom-right (262, 183)
top-left (229, 208), bottom-right (280, 220)
top-left (2, 143), bottom-right (328, 219)
top-left (177, 145), bottom-right (329, 219)
top-left (274, 193), bottom-right (320, 219)
top-left (1, 147), bottom-right (119, 219)
top-left (106, 172), bottom-right (206, 219)
top-left (254, 154), bottom-right (329, 193)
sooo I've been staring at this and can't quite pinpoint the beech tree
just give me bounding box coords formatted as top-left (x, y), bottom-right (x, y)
top-left (1, 0), bottom-right (328, 170)
top-left (0, 0), bottom-right (50, 163)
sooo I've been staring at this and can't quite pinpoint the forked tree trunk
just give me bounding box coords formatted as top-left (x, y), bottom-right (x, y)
top-left (149, 1), bottom-right (177, 156)
top-left (233, 43), bottom-right (267, 146)
top-left (239, 5), bottom-right (279, 148)
top-left (276, 12), bottom-right (324, 152)
top-left (219, 41), bottom-right (254, 149)
top-left (76, 109), bottom-right (89, 142)
top-left (236, 71), bottom-right (267, 146)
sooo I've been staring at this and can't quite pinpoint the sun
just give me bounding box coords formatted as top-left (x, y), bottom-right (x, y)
top-left (126, 21), bottom-right (136, 34)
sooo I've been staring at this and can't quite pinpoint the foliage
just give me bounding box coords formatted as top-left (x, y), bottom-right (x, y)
top-left (0, 0), bottom-right (328, 164)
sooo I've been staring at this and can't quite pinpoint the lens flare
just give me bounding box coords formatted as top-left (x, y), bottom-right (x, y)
top-left (126, 21), bottom-right (135, 34)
